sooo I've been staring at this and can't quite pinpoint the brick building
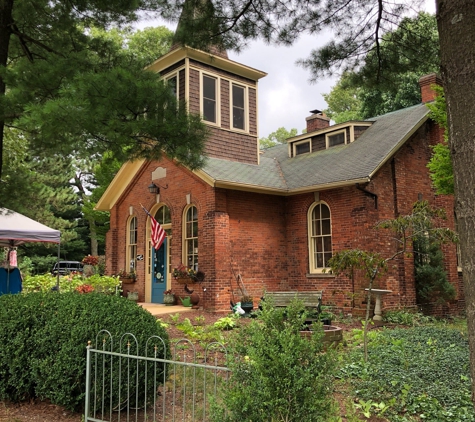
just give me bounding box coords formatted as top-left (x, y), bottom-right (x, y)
top-left (96, 41), bottom-right (462, 315)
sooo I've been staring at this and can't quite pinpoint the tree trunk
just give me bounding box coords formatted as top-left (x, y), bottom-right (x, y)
top-left (437, 0), bottom-right (475, 405)
top-left (89, 218), bottom-right (98, 256)
top-left (0, 0), bottom-right (14, 178)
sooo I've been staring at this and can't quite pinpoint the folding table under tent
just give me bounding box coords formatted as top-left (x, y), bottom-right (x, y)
top-left (0, 208), bottom-right (61, 294)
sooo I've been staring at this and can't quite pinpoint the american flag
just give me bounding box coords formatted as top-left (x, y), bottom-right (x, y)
top-left (141, 205), bottom-right (166, 250)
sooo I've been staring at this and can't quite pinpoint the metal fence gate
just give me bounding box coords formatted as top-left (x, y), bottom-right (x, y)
top-left (84, 330), bottom-right (230, 422)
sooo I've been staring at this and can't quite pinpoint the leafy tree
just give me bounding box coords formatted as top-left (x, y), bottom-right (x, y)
top-left (328, 201), bottom-right (456, 361)
top-left (0, 1), bottom-right (208, 179)
top-left (323, 13), bottom-right (439, 121)
top-left (322, 72), bottom-right (363, 123)
top-left (426, 86), bottom-right (453, 195)
top-left (414, 236), bottom-right (456, 305)
top-left (259, 126), bottom-right (298, 149)
top-left (1, 25), bottom-right (177, 260)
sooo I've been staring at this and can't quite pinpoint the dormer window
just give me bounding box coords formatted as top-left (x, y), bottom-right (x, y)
top-left (326, 129), bottom-right (346, 148)
top-left (203, 74), bottom-right (217, 123)
top-left (232, 84), bottom-right (245, 130)
top-left (293, 140), bottom-right (311, 156)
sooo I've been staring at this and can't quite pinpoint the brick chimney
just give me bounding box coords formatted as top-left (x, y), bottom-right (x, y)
top-left (419, 73), bottom-right (443, 103)
top-left (306, 109), bottom-right (330, 133)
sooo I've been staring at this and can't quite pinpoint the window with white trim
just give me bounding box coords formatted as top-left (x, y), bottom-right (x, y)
top-left (294, 140), bottom-right (311, 156)
top-left (202, 75), bottom-right (217, 123)
top-left (326, 129), bottom-right (346, 148)
top-left (184, 205), bottom-right (198, 271)
top-left (126, 216), bottom-right (138, 274)
top-left (232, 83), bottom-right (245, 130)
top-left (308, 202), bottom-right (332, 271)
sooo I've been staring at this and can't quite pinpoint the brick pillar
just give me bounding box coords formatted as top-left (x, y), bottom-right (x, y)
top-left (201, 209), bottom-right (231, 313)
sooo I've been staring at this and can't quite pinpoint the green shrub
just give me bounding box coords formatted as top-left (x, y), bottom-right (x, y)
top-left (209, 300), bottom-right (338, 422)
top-left (383, 308), bottom-right (435, 326)
top-left (0, 292), bottom-right (169, 411)
top-left (22, 273), bottom-right (120, 294)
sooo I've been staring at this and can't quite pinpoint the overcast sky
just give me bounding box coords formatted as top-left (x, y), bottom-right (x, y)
top-left (138, 1), bottom-right (436, 138)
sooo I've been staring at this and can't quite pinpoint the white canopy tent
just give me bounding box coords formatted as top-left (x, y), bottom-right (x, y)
top-left (0, 208), bottom-right (61, 247)
top-left (0, 208), bottom-right (61, 290)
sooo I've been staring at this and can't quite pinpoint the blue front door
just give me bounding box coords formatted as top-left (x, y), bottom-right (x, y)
top-left (151, 238), bottom-right (167, 303)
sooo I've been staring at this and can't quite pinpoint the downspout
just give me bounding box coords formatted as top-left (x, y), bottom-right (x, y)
top-left (356, 183), bottom-right (378, 209)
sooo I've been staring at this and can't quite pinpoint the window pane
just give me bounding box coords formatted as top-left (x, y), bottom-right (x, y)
top-left (203, 76), bottom-right (216, 98)
top-left (168, 76), bottom-right (177, 97)
top-left (163, 206), bottom-right (171, 224)
top-left (233, 108), bottom-right (244, 129)
top-left (312, 219), bottom-right (318, 236)
top-left (321, 204), bottom-right (330, 218)
top-left (203, 99), bottom-right (216, 122)
top-left (186, 221), bottom-right (192, 238)
top-left (321, 219), bottom-right (331, 235)
top-left (324, 252), bottom-right (332, 266)
top-left (328, 132), bottom-right (345, 147)
top-left (313, 205), bottom-right (321, 219)
top-left (232, 85), bottom-right (244, 107)
top-left (296, 142), bottom-right (310, 155)
top-left (316, 238), bottom-right (323, 252)
top-left (323, 236), bottom-right (332, 252)
top-left (316, 253), bottom-right (323, 268)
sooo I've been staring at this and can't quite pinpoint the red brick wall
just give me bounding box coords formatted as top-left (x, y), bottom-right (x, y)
top-left (104, 119), bottom-right (460, 316)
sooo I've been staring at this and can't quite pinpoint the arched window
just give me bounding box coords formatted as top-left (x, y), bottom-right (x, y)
top-left (126, 216), bottom-right (138, 273)
top-left (184, 205), bottom-right (198, 271)
top-left (308, 202), bottom-right (332, 272)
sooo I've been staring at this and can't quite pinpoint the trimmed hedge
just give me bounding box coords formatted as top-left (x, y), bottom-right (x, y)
top-left (0, 292), bottom-right (169, 411)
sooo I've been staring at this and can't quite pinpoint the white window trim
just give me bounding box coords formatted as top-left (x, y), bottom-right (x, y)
top-left (230, 82), bottom-right (248, 132)
top-left (182, 204), bottom-right (198, 271)
top-left (200, 72), bottom-right (220, 126)
top-left (126, 215), bottom-right (138, 274)
top-left (293, 139), bottom-right (311, 156)
top-left (307, 201), bottom-right (332, 274)
top-left (325, 129), bottom-right (347, 149)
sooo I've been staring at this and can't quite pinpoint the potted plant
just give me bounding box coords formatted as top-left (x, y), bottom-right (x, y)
top-left (82, 255), bottom-right (99, 277)
top-left (163, 289), bottom-right (176, 306)
top-left (240, 295), bottom-right (254, 315)
top-left (127, 290), bottom-right (139, 301)
top-left (117, 269), bottom-right (136, 284)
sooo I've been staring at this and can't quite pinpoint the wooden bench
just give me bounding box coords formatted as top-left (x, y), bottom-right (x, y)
top-left (261, 291), bottom-right (323, 314)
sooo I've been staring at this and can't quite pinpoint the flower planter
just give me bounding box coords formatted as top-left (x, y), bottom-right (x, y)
top-left (163, 294), bottom-right (176, 306)
top-left (120, 276), bottom-right (136, 284)
top-left (300, 325), bottom-right (343, 348)
top-left (240, 302), bottom-right (254, 315)
top-left (127, 291), bottom-right (139, 301)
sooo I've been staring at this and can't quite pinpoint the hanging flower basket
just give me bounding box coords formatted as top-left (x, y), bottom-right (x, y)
top-left (120, 276), bottom-right (136, 284)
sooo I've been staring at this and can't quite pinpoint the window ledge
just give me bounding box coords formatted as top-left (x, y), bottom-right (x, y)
top-left (306, 272), bottom-right (335, 278)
